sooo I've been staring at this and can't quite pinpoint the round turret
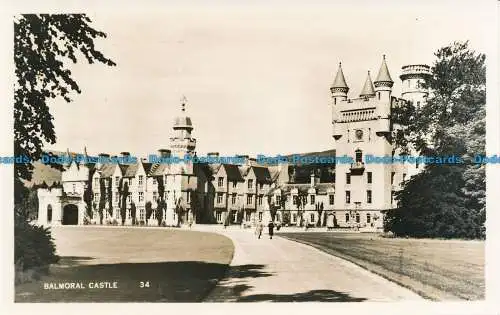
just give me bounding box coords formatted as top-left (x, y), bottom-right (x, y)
top-left (399, 64), bottom-right (431, 108)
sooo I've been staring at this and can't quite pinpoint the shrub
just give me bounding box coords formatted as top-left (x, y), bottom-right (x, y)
top-left (15, 216), bottom-right (59, 271)
top-left (112, 219), bottom-right (118, 226)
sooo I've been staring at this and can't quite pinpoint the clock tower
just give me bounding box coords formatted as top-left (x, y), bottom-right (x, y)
top-left (331, 56), bottom-right (402, 229)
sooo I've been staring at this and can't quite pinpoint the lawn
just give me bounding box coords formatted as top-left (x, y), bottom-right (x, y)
top-left (15, 226), bottom-right (234, 302)
top-left (279, 232), bottom-right (484, 301)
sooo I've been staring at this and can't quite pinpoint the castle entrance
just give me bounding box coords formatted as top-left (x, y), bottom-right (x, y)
top-left (62, 204), bottom-right (79, 225)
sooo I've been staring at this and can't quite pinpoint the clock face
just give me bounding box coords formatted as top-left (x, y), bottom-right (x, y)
top-left (355, 129), bottom-right (363, 140)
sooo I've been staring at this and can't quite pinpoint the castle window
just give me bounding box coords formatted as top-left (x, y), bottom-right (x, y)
top-left (367, 213), bottom-right (371, 223)
top-left (346, 173), bottom-right (351, 185)
top-left (329, 195), bottom-right (334, 205)
top-left (292, 213), bottom-right (297, 223)
top-left (94, 193), bottom-right (99, 202)
top-left (356, 213), bottom-right (360, 223)
top-left (248, 179), bottom-right (253, 189)
top-left (47, 205), bottom-right (52, 223)
top-left (233, 181), bottom-right (237, 188)
top-left (218, 177), bottom-right (224, 187)
top-left (153, 178), bottom-right (157, 185)
top-left (258, 195), bottom-right (263, 206)
top-left (391, 172), bottom-right (395, 184)
top-left (367, 190), bottom-right (372, 204)
top-left (232, 193), bottom-right (236, 204)
top-left (310, 213), bottom-right (315, 222)
top-left (186, 191), bottom-right (191, 203)
top-left (153, 191), bottom-right (157, 201)
top-left (115, 193), bottom-right (119, 203)
top-left (378, 92), bottom-right (380, 100)
top-left (259, 182), bottom-right (263, 190)
top-left (247, 195), bottom-right (253, 205)
top-left (115, 176), bottom-right (120, 186)
top-left (245, 211), bottom-right (251, 221)
top-left (139, 192), bottom-right (144, 202)
top-left (367, 172), bottom-right (372, 184)
top-left (355, 150), bottom-right (363, 163)
top-left (293, 195), bottom-right (297, 205)
top-left (216, 211), bottom-right (222, 222)
top-left (138, 175), bottom-right (143, 186)
top-left (217, 193), bottom-right (223, 204)
top-left (310, 195), bottom-right (315, 205)
top-left (345, 213), bottom-right (350, 222)
top-left (259, 212), bottom-right (263, 221)
top-left (276, 195), bottom-right (281, 206)
top-left (345, 191), bottom-right (351, 203)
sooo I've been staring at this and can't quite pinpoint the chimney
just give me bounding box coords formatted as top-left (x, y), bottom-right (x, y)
top-left (158, 149), bottom-right (171, 158)
top-left (236, 154), bottom-right (249, 165)
top-left (310, 171), bottom-right (315, 187)
top-left (97, 153), bottom-right (110, 169)
top-left (207, 152), bottom-right (219, 157)
top-left (120, 151), bottom-right (130, 158)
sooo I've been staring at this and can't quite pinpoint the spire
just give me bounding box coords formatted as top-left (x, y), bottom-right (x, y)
top-left (330, 62), bottom-right (349, 94)
top-left (180, 95), bottom-right (187, 112)
top-left (360, 71), bottom-right (376, 97)
top-left (374, 55), bottom-right (394, 88)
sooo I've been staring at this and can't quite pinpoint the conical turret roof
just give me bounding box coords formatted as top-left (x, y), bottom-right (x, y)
top-left (374, 55), bottom-right (394, 86)
top-left (360, 71), bottom-right (375, 97)
top-left (331, 63), bottom-right (348, 89)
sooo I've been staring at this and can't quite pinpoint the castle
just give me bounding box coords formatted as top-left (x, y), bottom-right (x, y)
top-left (36, 56), bottom-right (430, 230)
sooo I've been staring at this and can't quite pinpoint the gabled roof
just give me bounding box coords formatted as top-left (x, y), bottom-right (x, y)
top-left (23, 160), bottom-right (63, 188)
top-left (360, 71), bottom-right (376, 97)
top-left (251, 166), bottom-right (272, 183)
top-left (223, 164), bottom-right (244, 182)
top-left (123, 163), bottom-right (139, 178)
top-left (99, 164), bottom-right (116, 178)
top-left (148, 164), bottom-right (169, 177)
top-left (142, 162), bottom-right (152, 174)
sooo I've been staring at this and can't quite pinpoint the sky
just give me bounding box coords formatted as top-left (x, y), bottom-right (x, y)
top-left (44, 1), bottom-right (491, 158)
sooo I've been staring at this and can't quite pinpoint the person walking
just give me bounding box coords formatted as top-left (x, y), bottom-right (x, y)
top-left (268, 221), bottom-right (275, 239)
top-left (255, 221), bottom-right (263, 239)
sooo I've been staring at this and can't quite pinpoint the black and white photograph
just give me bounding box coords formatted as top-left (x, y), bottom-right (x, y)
top-left (1, 0), bottom-right (499, 313)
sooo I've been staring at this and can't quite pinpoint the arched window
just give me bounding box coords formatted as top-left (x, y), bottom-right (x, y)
top-left (355, 149), bottom-right (362, 163)
top-left (47, 204), bottom-right (52, 223)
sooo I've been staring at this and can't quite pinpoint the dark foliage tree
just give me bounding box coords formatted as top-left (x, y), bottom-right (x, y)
top-left (316, 202), bottom-right (324, 227)
top-left (98, 178), bottom-right (106, 224)
top-left (387, 41), bottom-right (485, 239)
top-left (14, 14), bottom-right (114, 271)
top-left (267, 195), bottom-right (278, 222)
top-left (145, 201), bottom-right (153, 222)
top-left (106, 178), bottom-right (113, 217)
top-left (120, 181), bottom-right (129, 226)
top-left (130, 202), bottom-right (136, 225)
top-left (156, 199), bottom-right (165, 226)
top-left (14, 14), bottom-right (116, 182)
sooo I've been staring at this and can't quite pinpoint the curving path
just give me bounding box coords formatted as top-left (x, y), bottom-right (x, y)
top-left (196, 226), bottom-right (423, 302)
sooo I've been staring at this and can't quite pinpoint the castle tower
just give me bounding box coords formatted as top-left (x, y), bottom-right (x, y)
top-left (399, 64), bottom-right (431, 109)
top-left (331, 57), bottom-right (396, 230)
top-left (330, 63), bottom-right (349, 140)
top-left (330, 63), bottom-right (349, 105)
top-left (170, 96), bottom-right (197, 159)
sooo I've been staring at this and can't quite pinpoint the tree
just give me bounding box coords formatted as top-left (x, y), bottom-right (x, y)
top-left (14, 14), bottom-right (114, 272)
top-left (316, 202), bottom-right (324, 227)
top-left (145, 201), bottom-right (153, 223)
top-left (14, 14), bottom-right (116, 182)
top-left (387, 41), bottom-right (485, 239)
top-left (267, 195), bottom-right (278, 222)
top-left (156, 199), bottom-right (165, 226)
top-left (130, 202), bottom-right (137, 225)
top-left (119, 181), bottom-right (129, 226)
top-left (98, 178), bottom-right (106, 225)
